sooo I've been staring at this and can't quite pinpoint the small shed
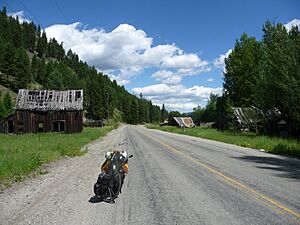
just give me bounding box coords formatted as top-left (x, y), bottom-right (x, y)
top-left (1, 89), bottom-right (84, 134)
top-left (0, 114), bottom-right (15, 134)
top-left (169, 117), bottom-right (195, 128)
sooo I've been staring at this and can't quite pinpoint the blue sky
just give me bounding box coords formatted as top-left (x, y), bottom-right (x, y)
top-left (3, 0), bottom-right (300, 112)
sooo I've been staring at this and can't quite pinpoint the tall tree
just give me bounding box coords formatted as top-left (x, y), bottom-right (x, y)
top-left (128, 99), bottom-right (139, 124)
top-left (161, 103), bottom-right (168, 122)
top-left (14, 48), bottom-right (32, 90)
top-left (36, 31), bottom-right (48, 57)
top-left (224, 33), bottom-right (262, 107)
top-left (2, 91), bottom-right (13, 116)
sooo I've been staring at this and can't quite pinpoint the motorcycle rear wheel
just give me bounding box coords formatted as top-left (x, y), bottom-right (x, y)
top-left (102, 171), bottom-right (122, 203)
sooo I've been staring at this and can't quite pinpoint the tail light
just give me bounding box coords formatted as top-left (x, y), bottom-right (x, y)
top-left (122, 163), bottom-right (129, 173)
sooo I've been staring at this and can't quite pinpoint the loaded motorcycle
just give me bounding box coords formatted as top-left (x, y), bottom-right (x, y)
top-left (94, 151), bottom-right (133, 203)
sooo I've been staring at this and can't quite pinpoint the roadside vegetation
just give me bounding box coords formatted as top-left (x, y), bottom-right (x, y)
top-left (146, 125), bottom-right (300, 158)
top-left (0, 126), bottom-right (118, 189)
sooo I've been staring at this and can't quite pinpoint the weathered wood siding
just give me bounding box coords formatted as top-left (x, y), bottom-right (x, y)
top-left (14, 110), bottom-right (83, 133)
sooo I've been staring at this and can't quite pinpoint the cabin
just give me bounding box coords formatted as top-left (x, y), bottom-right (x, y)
top-left (169, 117), bottom-right (195, 128)
top-left (0, 89), bottom-right (83, 134)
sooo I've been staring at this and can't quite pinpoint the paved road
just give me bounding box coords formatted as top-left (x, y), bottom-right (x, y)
top-left (0, 125), bottom-right (299, 225)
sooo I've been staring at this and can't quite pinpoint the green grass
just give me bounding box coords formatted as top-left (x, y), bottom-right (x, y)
top-left (0, 125), bottom-right (118, 188)
top-left (146, 124), bottom-right (300, 158)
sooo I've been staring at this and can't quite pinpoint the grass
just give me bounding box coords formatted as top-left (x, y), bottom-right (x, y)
top-left (146, 124), bottom-right (300, 158)
top-left (0, 125), bottom-right (118, 188)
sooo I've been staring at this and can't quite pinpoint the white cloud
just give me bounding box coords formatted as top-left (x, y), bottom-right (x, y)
top-left (213, 49), bottom-right (232, 69)
top-left (132, 84), bottom-right (222, 112)
top-left (151, 70), bottom-right (182, 85)
top-left (161, 53), bottom-right (207, 69)
top-left (45, 22), bottom-right (210, 85)
top-left (284, 19), bottom-right (300, 31)
top-left (8, 11), bottom-right (31, 23)
top-left (207, 78), bottom-right (214, 82)
top-left (44, 21), bottom-right (223, 111)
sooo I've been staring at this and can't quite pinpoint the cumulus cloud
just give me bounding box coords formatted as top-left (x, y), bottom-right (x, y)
top-left (132, 84), bottom-right (222, 112)
top-left (8, 11), bottom-right (31, 23)
top-left (44, 21), bottom-right (223, 111)
top-left (284, 19), bottom-right (300, 31)
top-left (45, 22), bottom-right (209, 84)
top-left (151, 70), bottom-right (182, 85)
top-left (213, 49), bottom-right (232, 69)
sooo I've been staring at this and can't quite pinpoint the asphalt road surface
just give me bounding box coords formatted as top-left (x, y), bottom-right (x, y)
top-left (0, 125), bottom-right (299, 225)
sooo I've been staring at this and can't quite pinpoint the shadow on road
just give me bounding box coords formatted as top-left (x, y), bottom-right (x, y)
top-left (233, 155), bottom-right (300, 180)
top-left (88, 196), bottom-right (115, 204)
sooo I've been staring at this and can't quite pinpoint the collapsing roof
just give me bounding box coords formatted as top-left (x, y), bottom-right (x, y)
top-left (16, 89), bottom-right (83, 111)
top-left (172, 117), bottom-right (195, 128)
top-left (232, 106), bottom-right (281, 126)
top-left (232, 107), bottom-right (261, 126)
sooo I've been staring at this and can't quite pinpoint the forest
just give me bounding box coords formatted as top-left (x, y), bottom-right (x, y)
top-left (191, 21), bottom-right (300, 137)
top-left (0, 7), bottom-right (161, 124)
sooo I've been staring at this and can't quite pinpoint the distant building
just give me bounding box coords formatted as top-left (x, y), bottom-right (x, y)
top-left (0, 89), bottom-right (83, 134)
top-left (169, 117), bottom-right (195, 128)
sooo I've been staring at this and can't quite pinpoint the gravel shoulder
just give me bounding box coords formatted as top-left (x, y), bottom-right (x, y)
top-left (0, 126), bottom-right (127, 225)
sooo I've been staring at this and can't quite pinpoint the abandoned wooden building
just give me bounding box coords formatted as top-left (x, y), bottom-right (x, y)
top-left (169, 117), bottom-right (195, 128)
top-left (0, 89), bottom-right (83, 134)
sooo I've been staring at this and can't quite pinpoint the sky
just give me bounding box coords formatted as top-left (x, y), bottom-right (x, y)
top-left (2, 0), bottom-right (300, 112)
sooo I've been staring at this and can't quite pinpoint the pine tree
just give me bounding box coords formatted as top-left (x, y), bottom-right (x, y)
top-left (36, 31), bottom-right (48, 57)
top-left (14, 48), bottom-right (32, 90)
top-left (31, 54), bottom-right (38, 80)
top-left (129, 99), bottom-right (139, 124)
top-left (1, 6), bottom-right (7, 15)
top-left (23, 21), bottom-right (37, 52)
top-left (2, 91), bottom-right (13, 116)
top-left (161, 103), bottom-right (167, 122)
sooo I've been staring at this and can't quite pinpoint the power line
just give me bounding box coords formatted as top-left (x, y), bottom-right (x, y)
top-left (16, 0), bottom-right (42, 25)
top-left (53, 0), bottom-right (70, 24)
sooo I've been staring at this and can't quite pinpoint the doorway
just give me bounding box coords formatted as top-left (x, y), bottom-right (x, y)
top-left (8, 121), bottom-right (13, 133)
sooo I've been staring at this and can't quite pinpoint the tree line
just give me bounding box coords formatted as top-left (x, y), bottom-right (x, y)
top-left (0, 7), bottom-right (161, 124)
top-left (191, 21), bottom-right (300, 137)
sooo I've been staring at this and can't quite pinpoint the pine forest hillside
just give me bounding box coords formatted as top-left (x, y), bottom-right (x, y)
top-left (0, 7), bottom-right (161, 123)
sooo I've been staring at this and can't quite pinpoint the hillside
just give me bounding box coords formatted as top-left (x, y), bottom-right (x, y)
top-left (0, 7), bottom-right (161, 123)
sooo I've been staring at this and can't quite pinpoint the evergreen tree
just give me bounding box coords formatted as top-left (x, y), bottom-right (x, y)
top-left (23, 21), bottom-right (37, 51)
top-left (2, 91), bottom-right (13, 116)
top-left (36, 31), bottom-right (48, 57)
top-left (129, 99), bottom-right (139, 124)
top-left (31, 54), bottom-right (38, 80)
top-left (161, 103), bottom-right (168, 122)
top-left (1, 6), bottom-right (7, 15)
top-left (14, 48), bottom-right (32, 90)
top-left (201, 93), bottom-right (218, 122)
top-left (216, 95), bottom-right (233, 131)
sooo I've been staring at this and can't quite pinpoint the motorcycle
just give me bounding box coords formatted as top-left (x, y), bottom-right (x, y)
top-left (94, 151), bottom-right (133, 203)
